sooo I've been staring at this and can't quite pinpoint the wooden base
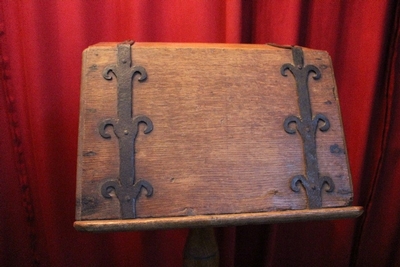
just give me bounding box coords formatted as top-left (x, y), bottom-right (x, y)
top-left (74, 206), bottom-right (363, 232)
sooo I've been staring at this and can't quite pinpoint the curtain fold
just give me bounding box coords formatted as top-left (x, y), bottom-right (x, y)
top-left (352, 2), bottom-right (400, 265)
top-left (1, 1), bottom-right (399, 266)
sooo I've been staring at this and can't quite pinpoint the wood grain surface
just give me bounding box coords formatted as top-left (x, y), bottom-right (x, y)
top-left (75, 42), bottom-right (355, 225)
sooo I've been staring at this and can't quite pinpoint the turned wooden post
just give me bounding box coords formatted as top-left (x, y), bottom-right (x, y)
top-left (183, 227), bottom-right (219, 267)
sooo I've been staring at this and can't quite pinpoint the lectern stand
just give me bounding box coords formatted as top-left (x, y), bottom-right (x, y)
top-left (183, 228), bottom-right (219, 266)
top-left (74, 41), bottom-right (362, 266)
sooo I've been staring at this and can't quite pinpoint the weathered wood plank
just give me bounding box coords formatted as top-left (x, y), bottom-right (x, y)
top-left (75, 42), bottom-right (356, 227)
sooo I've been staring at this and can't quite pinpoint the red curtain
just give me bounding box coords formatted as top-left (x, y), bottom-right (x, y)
top-left (1, 0), bottom-right (399, 266)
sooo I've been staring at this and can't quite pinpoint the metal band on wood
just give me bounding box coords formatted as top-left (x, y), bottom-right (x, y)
top-left (99, 41), bottom-right (153, 218)
top-left (281, 46), bottom-right (334, 208)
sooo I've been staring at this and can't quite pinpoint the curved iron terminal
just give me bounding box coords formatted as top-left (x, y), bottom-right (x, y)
top-left (321, 176), bottom-right (335, 192)
top-left (304, 65), bottom-right (321, 80)
top-left (280, 63), bottom-right (296, 77)
top-left (284, 115), bottom-right (301, 134)
top-left (291, 175), bottom-right (308, 192)
top-left (101, 180), bottom-right (119, 198)
top-left (98, 118), bottom-right (117, 139)
top-left (102, 64), bottom-right (117, 80)
top-left (133, 115), bottom-right (153, 135)
top-left (313, 114), bottom-right (330, 132)
top-left (131, 66), bottom-right (148, 82)
top-left (134, 180), bottom-right (154, 197)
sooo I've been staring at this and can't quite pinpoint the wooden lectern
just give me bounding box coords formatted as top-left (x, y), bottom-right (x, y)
top-left (74, 41), bottom-right (362, 266)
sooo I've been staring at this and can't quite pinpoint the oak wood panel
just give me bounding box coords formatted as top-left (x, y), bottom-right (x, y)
top-left (76, 42), bottom-right (355, 225)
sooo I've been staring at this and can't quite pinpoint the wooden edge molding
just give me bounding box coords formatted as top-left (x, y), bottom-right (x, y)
top-left (74, 206), bottom-right (363, 232)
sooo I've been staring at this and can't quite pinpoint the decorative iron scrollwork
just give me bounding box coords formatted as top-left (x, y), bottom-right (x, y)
top-left (99, 41), bottom-right (153, 218)
top-left (281, 46), bottom-right (334, 208)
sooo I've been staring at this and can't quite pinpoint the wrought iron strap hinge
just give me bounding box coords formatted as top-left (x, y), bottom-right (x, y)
top-left (99, 41), bottom-right (153, 219)
top-left (281, 46), bottom-right (334, 209)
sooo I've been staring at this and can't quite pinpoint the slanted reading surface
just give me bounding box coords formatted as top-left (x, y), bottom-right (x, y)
top-left (74, 42), bottom-right (361, 231)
